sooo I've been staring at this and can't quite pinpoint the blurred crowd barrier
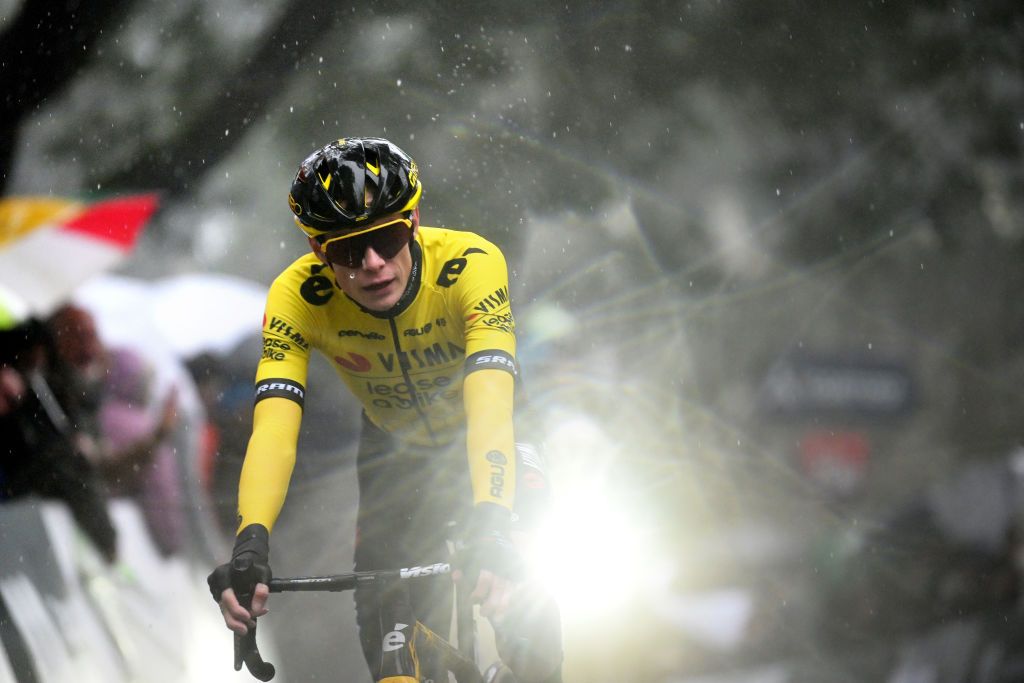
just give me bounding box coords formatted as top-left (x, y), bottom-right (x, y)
top-left (0, 273), bottom-right (291, 681)
top-left (0, 497), bottom-right (259, 683)
top-left (0, 268), bottom-right (368, 682)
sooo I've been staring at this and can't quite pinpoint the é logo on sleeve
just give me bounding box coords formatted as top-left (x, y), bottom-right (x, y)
top-left (436, 247), bottom-right (487, 287)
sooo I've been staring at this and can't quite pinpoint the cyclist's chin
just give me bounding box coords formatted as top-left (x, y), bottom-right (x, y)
top-left (354, 283), bottom-right (402, 311)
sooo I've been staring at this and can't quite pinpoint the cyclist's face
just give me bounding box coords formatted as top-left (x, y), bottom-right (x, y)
top-left (312, 211), bottom-right (418, 311)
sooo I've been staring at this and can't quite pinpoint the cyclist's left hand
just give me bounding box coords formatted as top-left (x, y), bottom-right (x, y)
top-left (455, 503), bottom-right (523, 619)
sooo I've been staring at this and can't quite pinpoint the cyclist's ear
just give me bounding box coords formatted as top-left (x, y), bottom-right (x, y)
top-left (411, 207), bottom-right (420, 236)
top-left (308, 236), bottom-right (328, 264)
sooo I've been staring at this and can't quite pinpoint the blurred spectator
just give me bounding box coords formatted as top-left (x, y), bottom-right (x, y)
top-left (0, 317), bottom-right (118, 562)
top-left (187, 350), bottom-right (254, 535)
top-left (97, 348), bottom-right (184, 555)
top-left (46, 304), bottom-right (187, 556)
top-left (186, 332), bottom-right (361, 536)
top-left (811, 454), bottom-right (1024, 681)
top-left (0, 365), bottom-right (25, 415)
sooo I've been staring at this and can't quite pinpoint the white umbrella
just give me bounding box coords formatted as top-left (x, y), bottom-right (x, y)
top-left (150, 273), bottom-right (268, 359)
top-left (75, 272), bottom-right (267, 361)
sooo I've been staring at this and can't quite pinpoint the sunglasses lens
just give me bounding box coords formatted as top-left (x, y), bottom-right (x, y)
top-left (323, 221), bottom-right (411, 268)
top-left (324, 240), bottom-right (359, 268)
top-left (370, 223), bottom-right (412, 260)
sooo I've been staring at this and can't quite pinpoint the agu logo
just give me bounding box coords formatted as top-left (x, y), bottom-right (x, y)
top-left (486, 450), bottom-right (507, 499)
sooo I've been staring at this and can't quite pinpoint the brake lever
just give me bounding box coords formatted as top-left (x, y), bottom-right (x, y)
top-left (230, 558), bottom-right (276, 681)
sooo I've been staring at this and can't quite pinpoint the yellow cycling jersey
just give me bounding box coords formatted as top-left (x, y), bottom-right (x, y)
top-left (238, 226), bottom-right (518, 532)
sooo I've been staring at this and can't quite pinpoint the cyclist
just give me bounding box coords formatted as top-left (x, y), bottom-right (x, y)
top-left (208, 137), bottom-right (562, 682)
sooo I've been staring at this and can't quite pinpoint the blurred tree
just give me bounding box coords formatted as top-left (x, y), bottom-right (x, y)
top-left (0, 0), bottom-right (137, 195)
top-left (95, 0), bottom-right (321, 196)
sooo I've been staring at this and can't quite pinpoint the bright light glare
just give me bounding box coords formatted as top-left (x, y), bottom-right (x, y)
top-left (529, 486), bottom-right (652, 621)
top-left (524, 414), bottom-right (669, 624)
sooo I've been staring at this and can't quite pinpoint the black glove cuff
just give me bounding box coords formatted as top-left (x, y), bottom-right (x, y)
top-left (459, 503), bottom-right (521, 582)
top-left (232, 523), bottom-right (270, 564)
top-left (208, 524), bottom-right (272, 604)
top-left (466, 502), bottom-right (513, 540)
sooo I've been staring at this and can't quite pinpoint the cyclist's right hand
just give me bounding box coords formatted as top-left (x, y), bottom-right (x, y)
top-left (207, 523), bottom-right (273, 635)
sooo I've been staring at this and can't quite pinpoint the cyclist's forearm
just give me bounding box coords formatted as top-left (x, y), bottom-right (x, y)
top-left (464, 368), bottom-right (516, 512)
top-left (236, 397), bottom-right (302, 534)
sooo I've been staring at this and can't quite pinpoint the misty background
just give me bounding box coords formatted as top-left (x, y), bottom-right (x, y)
top-left (3, 1), bottom-right (1024, 681)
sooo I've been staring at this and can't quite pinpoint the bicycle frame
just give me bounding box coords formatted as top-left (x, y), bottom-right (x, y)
top-left (230, 558), bottom-right (494, 683)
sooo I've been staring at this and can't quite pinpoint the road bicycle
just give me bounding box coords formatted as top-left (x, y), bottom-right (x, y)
top-left (229, 557), bottom-right (517, 683)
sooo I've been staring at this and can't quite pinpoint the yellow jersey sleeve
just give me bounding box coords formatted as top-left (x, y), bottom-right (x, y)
top-left (236, 265), bottom-right (320, 534)
top-left (441, 233), bottom-right (517, 513)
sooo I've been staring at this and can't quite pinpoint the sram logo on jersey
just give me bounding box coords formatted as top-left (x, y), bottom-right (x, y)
top-left (266, 316), bottom-right (310, 349)
top-left (254, 378), bottom-right (306, 406)
top-left (399, 562), bottom-right (450, 579)
top-left (464, 350), bottom-right (517, 376)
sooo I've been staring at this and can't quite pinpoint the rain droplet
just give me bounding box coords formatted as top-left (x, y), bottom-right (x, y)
top-left (396, 79), bottom-right (403, 87)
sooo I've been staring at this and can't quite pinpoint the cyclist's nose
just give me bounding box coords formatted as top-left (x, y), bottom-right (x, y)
top-left (361, 245), bottom-right (386, 269)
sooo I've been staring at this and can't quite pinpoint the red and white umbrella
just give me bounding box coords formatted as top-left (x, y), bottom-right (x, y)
top-left (0, 194), bottom-right (159, 322)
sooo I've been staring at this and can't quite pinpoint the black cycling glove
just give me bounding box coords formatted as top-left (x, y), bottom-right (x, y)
top-left (207, 523), bottom-right (273, 604)
top-left (457, 503), bottom-right (523, 584)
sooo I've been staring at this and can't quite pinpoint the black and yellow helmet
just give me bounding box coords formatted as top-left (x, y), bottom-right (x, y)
top-left (287, 137), bottom-right (422, 239)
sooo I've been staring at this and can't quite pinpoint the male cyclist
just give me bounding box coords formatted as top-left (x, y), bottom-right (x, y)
top-left (208, 137), bottom-right (561, 682)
